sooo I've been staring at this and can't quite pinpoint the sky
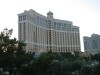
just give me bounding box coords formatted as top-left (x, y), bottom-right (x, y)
top-left (0, 0), bottom-right (100, 51)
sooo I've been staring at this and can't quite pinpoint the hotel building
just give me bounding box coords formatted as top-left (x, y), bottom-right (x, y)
top-left (83, 34), bottom-right (100, 54)
top-left (18, 9), bottom-right (81, 52)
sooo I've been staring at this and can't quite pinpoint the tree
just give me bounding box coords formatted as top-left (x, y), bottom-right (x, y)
top-left (92, 64), bottom-right (100, 75)
top-left (60, 59), bottom-right (72, 75)
top-left (80, 65), bottom-right (93, 75)
top-left (35, 52), bottom-right (53, 75)
top-left (51, 60), bottom-right (61, 75)
top-left (72, 59), bottom-right (85, 71)
top-left (0, 28), bottom-right (33, 75)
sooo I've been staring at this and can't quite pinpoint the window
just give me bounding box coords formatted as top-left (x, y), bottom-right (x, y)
top-left (19, 23), bottom-right (22, 40)
top-left (54, 22), bottom-right (56, 25)
top-left (23, 15), bottom-right (26, 21)
top-left (19, 16), bottom-right (22, 21)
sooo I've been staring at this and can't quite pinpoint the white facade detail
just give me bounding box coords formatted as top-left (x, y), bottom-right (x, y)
top-left (18, 9), bottom-right (81, 52)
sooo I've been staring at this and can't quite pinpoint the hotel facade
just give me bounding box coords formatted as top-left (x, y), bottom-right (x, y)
top-left (18, 9), bottom-right (81, 52)
top-left (83, 34), bottom-right (100, 54)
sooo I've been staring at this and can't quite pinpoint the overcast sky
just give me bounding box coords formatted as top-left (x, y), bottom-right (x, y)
top-left (0, 0), bottom-right (100, 51)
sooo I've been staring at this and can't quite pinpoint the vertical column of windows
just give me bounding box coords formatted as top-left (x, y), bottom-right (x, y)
top-left (65, 33), bottom-right (66, 46)
top-left (78, 34), bottom-right (80, 46)
top-left (23, 22), bottom-right (26, 41)
top-left (75, 33), bottom-right (78, 51)
top-left (34, 26), bottom-right (36, 43)
top-left (49, 30), bottom-right (52, 51)
top-left (29, 23), bottom-right (31, 42)
top-left (47, 30), bottom-right (49, 51)
top-left (76, 33), bottom-right (78, 46)
top-left (43, 29), bottom-right (44, 45)
top-left (44, 29), bottom-right (46, 44)
top-left (62, 32), bottom-right (64, 52)
top-left (57, 32), bottom-right (59, 52)
top-left (55, 32), bottom-right (56, 45)
top-left (63, 32), bottom-right (65, 51)
top-left (53, 31), bottom-right (57, 51)
top-left (44, 29), bottom-right (46, 45)
top-left (40, 28), bottom-right (42, 44)
top-left (40, 28), bottom-right (41, 44)
top-left (64, 33), bottom-right (66, 52)
top-left (47, 30), bottom-right (48, 45)
top-left (51, 31), bottom-right (54, 51)
top-left (32, 25), bottom-right (34, 44)
top-left (28, 23), bottom-right (30, 42)
top-left (60, 32), bottom-right (61, 45)
top-left (35, 26), bottom-right (37, 43)
top-left (69, 33), bottom-right (71, 51)
top-left (75, 33), bottom-right (78, 46)
top-left (31, 24), bottom-right (33, 50)
top-left (32, 24), bottom-right (34, 43)
top-left (52, 31), bottom-right (53, 45)
top-left (55, 32), bottom-right (57, 51)
top-left (19, 23), bottom-right (22, 40)
top-left (72, 33), bottom-right (75, 51)
top-left (74, 33), bottom-right (76, 51)
top-left (70, 33), bottom-right (72, 46)
top-left (72, 33), bottom-right (74, 51)
top-left (61, 32), bottom-right (63, 46)
top-left (67, 32), bottom-right (69, 52)
top-left (60, 32), bottom-right (62, 52)
top-left (53, 31), bottom-right (55, 45)
top-left (41, 28), bottom-right (43, 44)
top-left (38, 28), bottom-right (40, 44)
top-left (59, 32), bottom-right (61, 51)
top-left (39, 27), bottom-right (41, 44)
top-left (77, 33), bottom-right (80, 51)
top-left (76, 33), bottom-right (79, 51)
top-left (73, 33), bottom-right (75, 46)
top-left (70, 33), bottom-right (73, 51)
top-left (62, 32), bottom-right (64, 46)
top-left (46, 30), bottom-right (47, 45)
top-left (37, 27), bottom-right (39, 44)
top-left (66, 33), bottom-right (68, 47)
top-left (30, 23), bottom-right (32, 42)
top-left (31, 24), bottom-right (33, 44)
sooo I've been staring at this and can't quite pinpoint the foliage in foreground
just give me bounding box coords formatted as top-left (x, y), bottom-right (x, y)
top-left (0, 29), bottom-right (100, 75)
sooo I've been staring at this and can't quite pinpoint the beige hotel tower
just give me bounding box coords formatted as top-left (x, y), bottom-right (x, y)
top-left (18, 9), bottom-right (81, 52)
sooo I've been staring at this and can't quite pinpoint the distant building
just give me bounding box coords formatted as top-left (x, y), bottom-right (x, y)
top-left (83, 34), bottom-right (100, 54)
top-left (18, 9), bottom-right (81, 52)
